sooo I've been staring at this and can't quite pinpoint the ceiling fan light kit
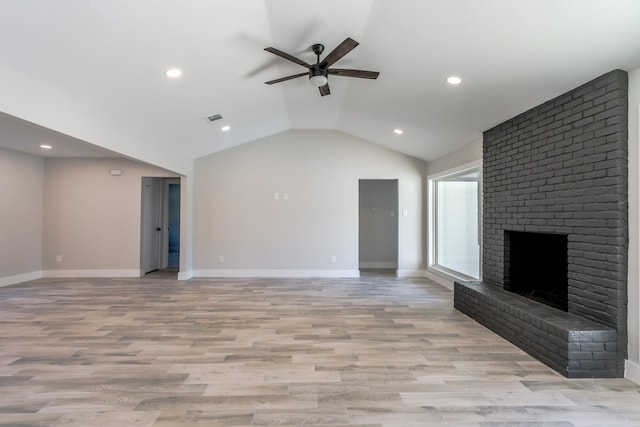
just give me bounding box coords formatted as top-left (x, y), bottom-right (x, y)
top-left (264, 37), bottom-right (379, 96)
top-left (309, 68), bottom-right (328, 87)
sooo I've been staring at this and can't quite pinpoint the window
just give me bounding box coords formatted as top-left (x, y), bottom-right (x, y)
top-left (428, 162), bottom-right (481, 280)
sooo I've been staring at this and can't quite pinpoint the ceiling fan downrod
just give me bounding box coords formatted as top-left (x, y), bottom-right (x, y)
top-left (309, 43), bottom-right (328, 87)
top-left (312, 43), bottom-right (325, 63)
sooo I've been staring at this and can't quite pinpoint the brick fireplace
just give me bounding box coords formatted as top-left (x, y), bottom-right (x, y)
top-left (455, 70), bottom-right (628, 377)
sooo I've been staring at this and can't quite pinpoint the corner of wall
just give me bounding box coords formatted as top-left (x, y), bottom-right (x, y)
top-left (397, 269), bottom-right (428, 279)
top-left (178, 270), bottom-right (193, 281)
top-left (425, 270), bottom-right (454, 291)
top-left (627, 66), bottom-right (640, 367)
top-left (625, 359), bottom-right (640, 385)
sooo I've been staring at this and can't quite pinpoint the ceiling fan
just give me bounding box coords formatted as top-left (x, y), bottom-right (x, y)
top-left (264, 37), bottom-right (379, 96)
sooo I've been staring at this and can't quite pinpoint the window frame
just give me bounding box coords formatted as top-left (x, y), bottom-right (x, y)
top-left (427, 160), bottom-right (483, 281)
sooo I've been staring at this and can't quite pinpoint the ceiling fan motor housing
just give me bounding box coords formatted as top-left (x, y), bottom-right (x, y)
top-left (309, 65), bottom-right (328, 78)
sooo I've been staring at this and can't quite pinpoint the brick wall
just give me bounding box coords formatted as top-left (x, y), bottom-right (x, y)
top-left (482, 69), bottom-right (628, 373)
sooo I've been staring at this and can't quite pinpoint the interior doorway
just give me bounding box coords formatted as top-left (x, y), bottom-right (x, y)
top-left (166, 180), bottom-right (180, 269)
top-left (141, 177), bottom-right (181, 277)
top-left (141, 177), bottom-right (162, 274)
top-left (358, 179), bottom-right (399, 277)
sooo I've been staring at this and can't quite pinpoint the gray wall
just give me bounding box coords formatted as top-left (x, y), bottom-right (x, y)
top-left (193, 130), bottom-right (426, 276)
top-left (425, 138), bottom-right (483, 177)
top-left (0, 148), bottom-right (43, 284)
top-left (43, 157), bottom-right (178, 276)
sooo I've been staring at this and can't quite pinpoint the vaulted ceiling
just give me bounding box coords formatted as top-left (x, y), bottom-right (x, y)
top-left (1, 0), bottom-right (639, 173)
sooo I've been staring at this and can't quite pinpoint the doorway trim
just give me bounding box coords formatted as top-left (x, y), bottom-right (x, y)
top-left (163, 178), bottom-right (181, 269)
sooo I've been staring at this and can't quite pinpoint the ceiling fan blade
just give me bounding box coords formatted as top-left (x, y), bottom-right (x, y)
top-left (264, 47), bottom-right (311, 68)
top-left (319, 83), bottom-right (330, 96)
top-left (328, 69), bottom-right (380, 79)
top-left (265, 72), bottom-right (308, 85)
top-left (320, 38), bottom-right (359, 68)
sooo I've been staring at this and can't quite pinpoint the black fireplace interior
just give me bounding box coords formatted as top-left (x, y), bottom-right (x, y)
top-left (505, 231), bottom-right (568, 311)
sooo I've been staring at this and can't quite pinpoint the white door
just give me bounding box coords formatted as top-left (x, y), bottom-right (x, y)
top-left (141, 177), bottom-right (163, 274)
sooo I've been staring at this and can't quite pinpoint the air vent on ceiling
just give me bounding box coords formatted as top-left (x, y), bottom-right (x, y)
top-left (206, 114), bottom-right (223, 122)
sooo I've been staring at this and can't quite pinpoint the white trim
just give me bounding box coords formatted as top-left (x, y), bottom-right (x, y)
top-left (625, 359), bottom-right (640, 385)
top-left (193, 269), bottom-right (360, 278)
top-left (427, 159), bottom-right (483, 280)
top-left (0, 271), bottom-right (42, 287)
top-left (396, 269), bottom-right (427, 278)
top-left (425, 269), bottom-right (455, 290)
top-left (359, 262), bottom-right (398, 269)
top-left (43, 269), bottom-right (141, 278)
top-left (427, 159), bottom-right (483, 181)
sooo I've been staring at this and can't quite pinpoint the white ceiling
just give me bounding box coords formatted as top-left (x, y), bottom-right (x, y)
top-left (0, 111), bottom-right (120, 158)
top-left (1, 0), bottom-right (639, 164)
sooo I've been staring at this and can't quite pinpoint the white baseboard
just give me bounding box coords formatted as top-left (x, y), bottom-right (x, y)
top-left (193, 269), bottom-right (361, 278)
top-left (0, 271), bottom-right (43, 287)
top-left (359, 262), bottom-right (398, 269)
top-left (625, 359), bottom-right (640, 385)
top-left (396, 269), bottom-right (427, 278)
top-left (177, 270), bottom-right (193, 281)
top-left (43, 269), bottom-right (141, 278)
top-left (425, 270), bottom-right (455, 290)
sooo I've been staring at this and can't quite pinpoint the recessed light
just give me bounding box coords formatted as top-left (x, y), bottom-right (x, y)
top-left (165, 68), bottom-right (182, 78)
top-left (40, 144), bottom-right (52, 149)
top-left (221, 125), bottom-right (231, 132)
top-left (394, 129), bottom-right (403, 135)
top-left (447, 76), bottom-right (462, 85)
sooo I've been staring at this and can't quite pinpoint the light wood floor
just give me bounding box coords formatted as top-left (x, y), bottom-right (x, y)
top-left (1, 275), bottom-right (640, 426)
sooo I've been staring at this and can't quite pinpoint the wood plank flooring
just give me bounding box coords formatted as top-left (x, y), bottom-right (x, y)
top-left (1, 275), bottom-right (640, 426)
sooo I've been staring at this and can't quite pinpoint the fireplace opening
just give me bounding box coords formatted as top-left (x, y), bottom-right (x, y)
top-left (505, 231), bottom-right (568, 311)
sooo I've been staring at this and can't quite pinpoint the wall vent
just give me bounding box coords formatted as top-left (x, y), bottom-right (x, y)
top-left (206, 114), bottom-right (223, 122)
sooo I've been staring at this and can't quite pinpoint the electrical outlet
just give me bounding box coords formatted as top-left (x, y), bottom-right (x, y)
top-left (56, 254), bottom-right (62, 263)
top-left (218, 255), bottom-right (224, 263)
top-left (330, 255), bottom-right (337, 263)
